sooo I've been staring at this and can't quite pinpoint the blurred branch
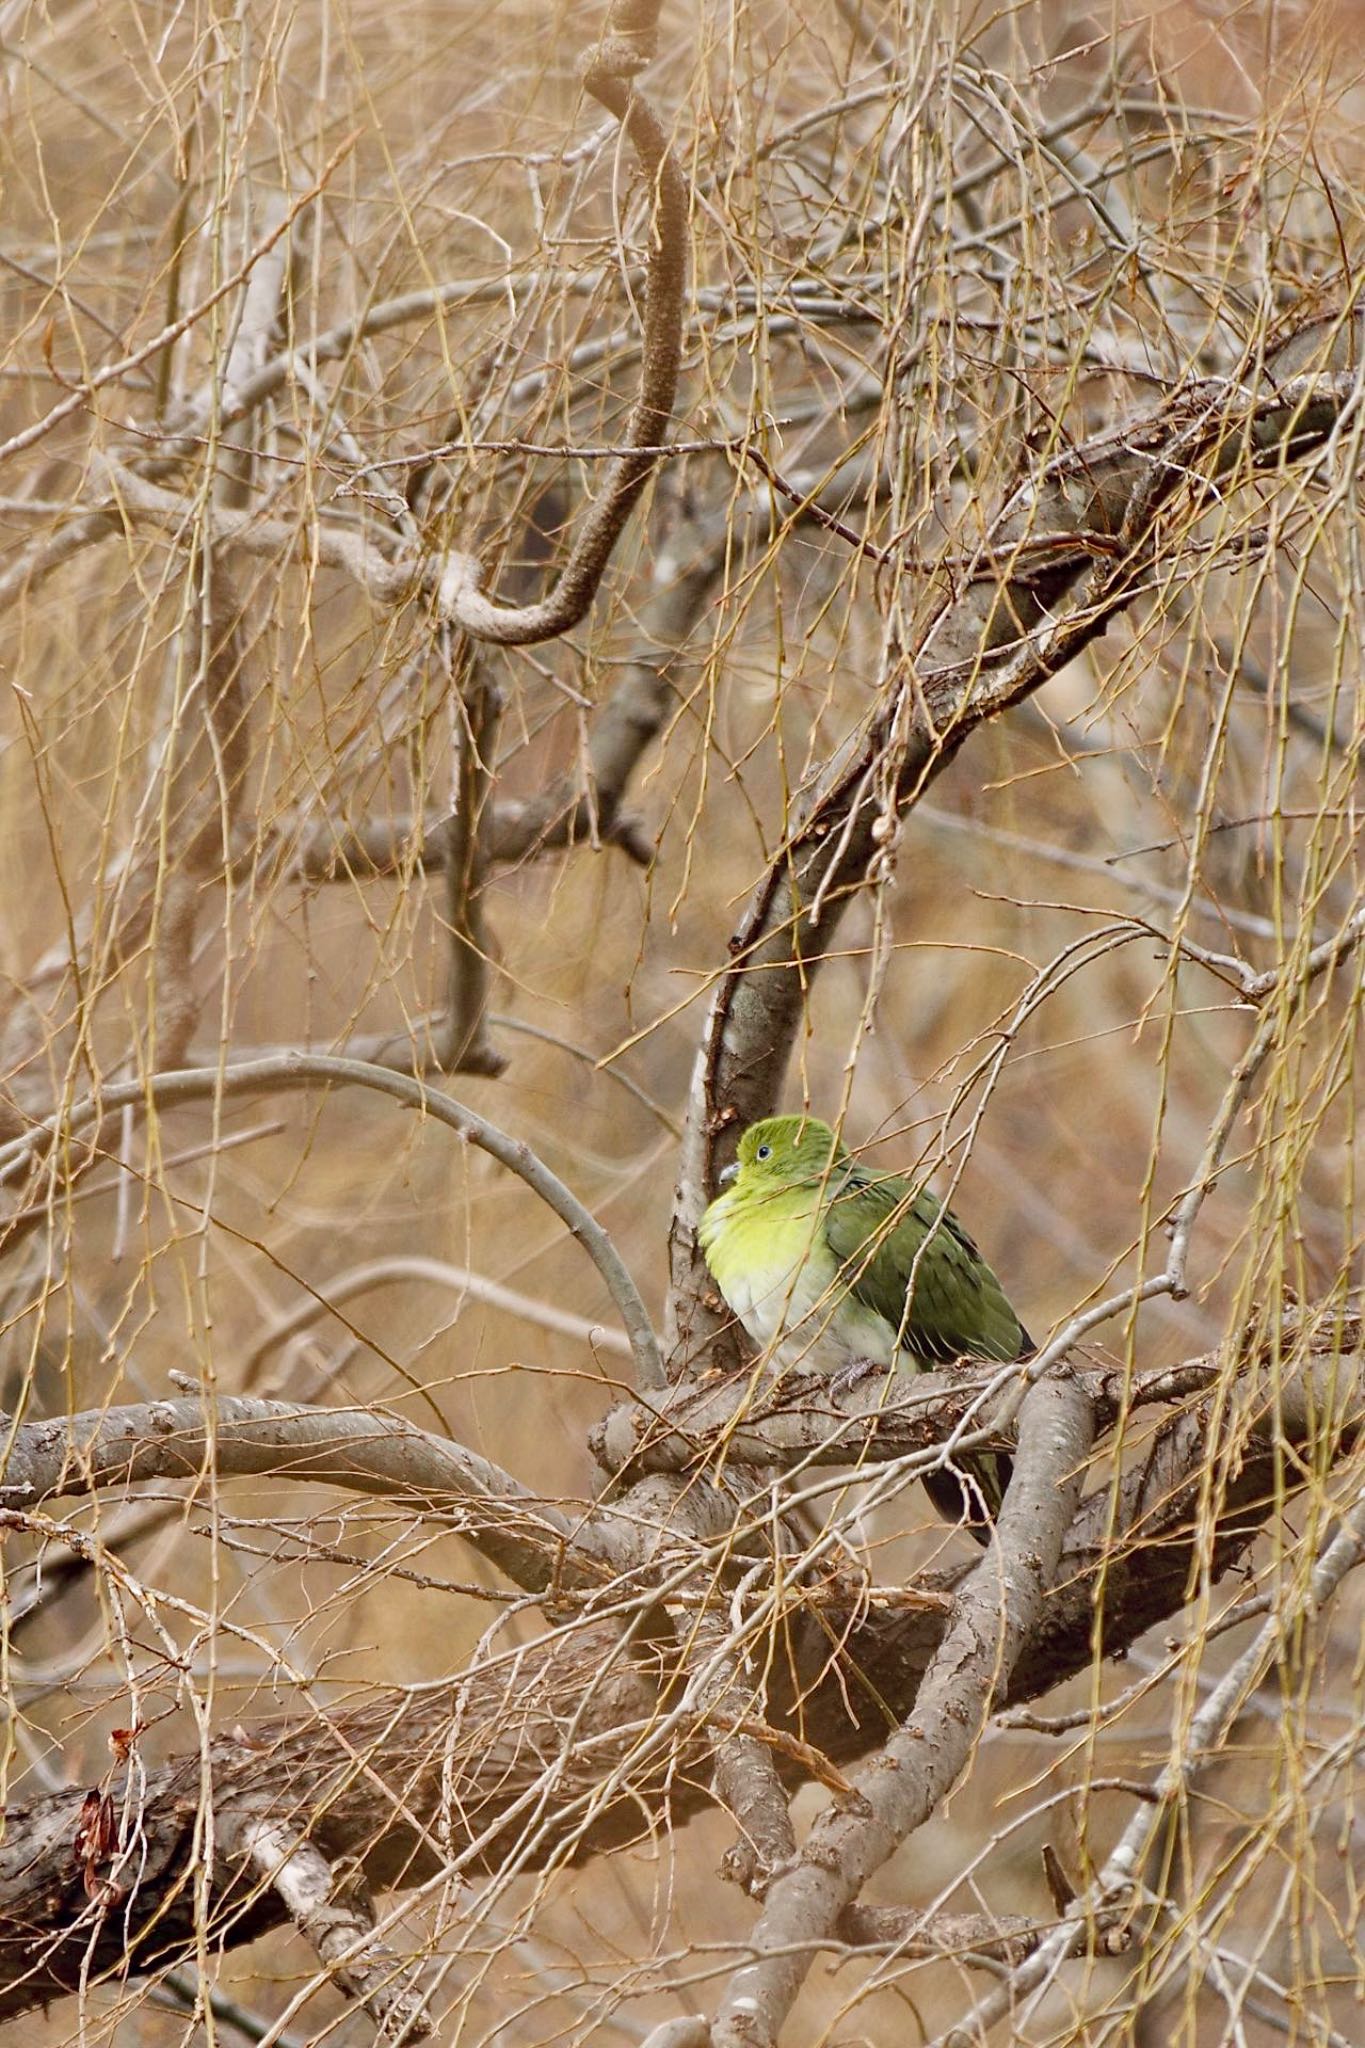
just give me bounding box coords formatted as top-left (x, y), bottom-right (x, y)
top-left (934, 1481), bottom-right (1365, 2048)
top-left (435, 639), bottom-right (507, 1076)
top-left (0, 148), bottom-right (351, 471)
top-left (438, 0), bottom-right (687, 646)
top-left (150, 559), bottom-right (252, 1069)
top-left (242, 1252), bottom-right (633, 1390)
top-left (293, 450), bottom-right (879, 883)
top-left (156, 1966), bottom-right (310, 2048)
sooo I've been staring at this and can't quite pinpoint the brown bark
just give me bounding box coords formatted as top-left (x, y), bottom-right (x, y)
top-left (0, 1320), bottom-right (1355, 2021)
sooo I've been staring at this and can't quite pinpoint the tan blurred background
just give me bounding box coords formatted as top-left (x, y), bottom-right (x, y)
top-left (1, 0), bottom-right (1363, 2041)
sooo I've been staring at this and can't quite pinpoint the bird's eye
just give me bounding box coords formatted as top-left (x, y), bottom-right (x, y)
top-left (756, 1143), bottom-right (771, 1160)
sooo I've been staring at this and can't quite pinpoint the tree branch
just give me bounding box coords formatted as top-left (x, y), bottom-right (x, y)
top-left (438, 0), bottom-right (687, 646)
top-left (0, 1050), bottom-right (665, 1392)
top-left (232, 1817), bottom-right (431, 2044)
top-left (0, 1395), bottom-right (595, 1596)
top-left (709, 1371), bottom-right (1096, 2048)
top-left (0, 1313), bottom-right (1357, 2021)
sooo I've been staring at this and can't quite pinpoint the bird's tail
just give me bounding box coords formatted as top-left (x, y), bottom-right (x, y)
top-left (923, 1449), bottom-right (1013, 1546)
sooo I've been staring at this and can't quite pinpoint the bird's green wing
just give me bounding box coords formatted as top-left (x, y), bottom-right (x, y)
top-left (823, 1163), bottom-right (1030, 1364)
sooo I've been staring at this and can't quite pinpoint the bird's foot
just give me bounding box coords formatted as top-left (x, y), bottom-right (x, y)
top-left (828, 1355), bottom-right (890, 1398)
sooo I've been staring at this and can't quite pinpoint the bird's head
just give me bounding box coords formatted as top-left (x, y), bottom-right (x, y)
top-left (718, 1114), bottom-right (846, 1191)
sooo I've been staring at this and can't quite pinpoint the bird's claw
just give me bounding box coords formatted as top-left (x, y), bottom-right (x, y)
top-left (828, 1355), bottom-right (889, 1398)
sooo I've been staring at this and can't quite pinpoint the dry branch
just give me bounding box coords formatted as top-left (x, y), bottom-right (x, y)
top-left (0, 1315), bottom-right (1357, 2022)
top-left (0, 1393), bottom-right (603, 1595)
top-left (0, 1051), bottom-right (665, 1392)
top-left (233, 1818), bottom-right (432, 2044)
top-left (293, 453), bottom-right (880, 884)
top-left (438, 0), bottom-right (687, 646)
top-left (709, 1372), bottom-right (1096, 2048)
top-left (434, 641), bottom-right (507, 1076)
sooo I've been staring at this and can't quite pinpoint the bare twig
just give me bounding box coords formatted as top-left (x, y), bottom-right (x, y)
top-left (930, 1485), bottom-right (1365, 2048)
top-left (0, 147), bottom-right (352, 470)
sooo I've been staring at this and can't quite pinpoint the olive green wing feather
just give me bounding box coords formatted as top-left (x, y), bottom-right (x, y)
top-left (824, 1162), bottom-right (1028, 1543)
top-left (823, 1164), bottom-right (1031, 1364)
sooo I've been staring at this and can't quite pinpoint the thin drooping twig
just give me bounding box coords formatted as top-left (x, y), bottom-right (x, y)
top-left (0, 191), bottom-right (284, 1138)
top-left (0, 146), bottom-right (353, 471)
top-left (293, 452), bottom-right (879, 882)
top-left (144, 187), bottom-right (289, 1064)
top-left (139, 189), bottom-right (290, 1069)
top-left (707, 1372), bottom-right (1096, 2048)
top-left (149, 558), bottom-right (252, 1070)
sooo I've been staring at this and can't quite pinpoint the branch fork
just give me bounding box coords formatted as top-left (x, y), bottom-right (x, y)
top-left (233, 1816), bottom-right (432, 2043)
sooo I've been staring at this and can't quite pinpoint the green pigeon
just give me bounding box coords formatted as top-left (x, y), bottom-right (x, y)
top-left (698, 1114), bottom-right (1030, 1541)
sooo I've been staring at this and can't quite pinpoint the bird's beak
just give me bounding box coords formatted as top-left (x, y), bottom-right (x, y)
top-left (718, 1161), bottom-right (738, 1186)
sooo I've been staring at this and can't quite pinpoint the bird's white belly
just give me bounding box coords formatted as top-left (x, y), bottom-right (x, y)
top-left (719, 1237), bottom-right (898, 1376)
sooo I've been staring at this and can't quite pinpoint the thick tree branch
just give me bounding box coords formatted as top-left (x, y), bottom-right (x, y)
top-left (0, 1395), bottom-right (596, 1596)
top-left (0, 1314), bottom-right (1357, 2021)
top-left (709, 1371), bottom-right (1096, 2048)
top-left (588, 1351), bottom-right (1224, 1480)
top-left (232, 1817), bottom-right (431, 2044)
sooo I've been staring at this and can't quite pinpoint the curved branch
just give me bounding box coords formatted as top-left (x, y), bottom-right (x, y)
top-left (0, 1050), bottom-right (664, 1391)
top-left (242, 1254), bottom-right (633, 1386)
top-left (0, 1394), bottom-right (596, 1595)
top-left (439, 2), bottom-right (688, 646)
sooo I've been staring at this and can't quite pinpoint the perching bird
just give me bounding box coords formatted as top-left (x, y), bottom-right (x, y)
top-left (698, 1114), bottom-right (1030, 1541)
